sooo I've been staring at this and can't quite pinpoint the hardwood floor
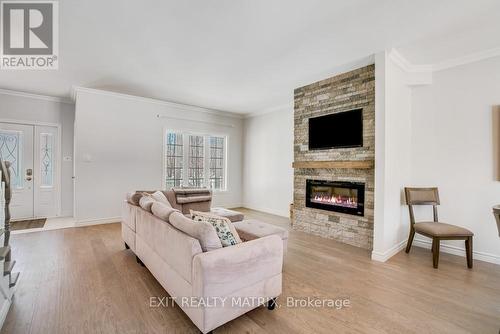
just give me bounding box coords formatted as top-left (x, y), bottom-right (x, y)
top-left (2, 208), bottom-right (500, 334)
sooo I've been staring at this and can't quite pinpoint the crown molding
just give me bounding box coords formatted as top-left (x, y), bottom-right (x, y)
top-left (432, 46), bottom-right (500, 72)
top-left (390, 46), bottom-right (500, 74)
top-left (71, 86), bottom-right (244, 119)
top-left (0, 88), bottom-right (73, 104)
top-left (243, 102), bottom-right (294, 118)
top-left (388, 49), bottom-right (433, 73)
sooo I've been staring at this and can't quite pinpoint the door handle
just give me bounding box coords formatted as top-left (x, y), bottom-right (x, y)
top-left (26, 168), bottom-right (33, 181)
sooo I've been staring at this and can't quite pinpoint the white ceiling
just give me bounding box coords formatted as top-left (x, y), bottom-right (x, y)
top-left (1, 0), bottom-right (499, 114)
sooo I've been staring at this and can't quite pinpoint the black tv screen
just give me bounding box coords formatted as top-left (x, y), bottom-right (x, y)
top-left (308, 109), bottom-right (363, 150)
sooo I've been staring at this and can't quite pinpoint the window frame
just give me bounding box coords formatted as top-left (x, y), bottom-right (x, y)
top-left (163, 130), bottom-right (228, 192)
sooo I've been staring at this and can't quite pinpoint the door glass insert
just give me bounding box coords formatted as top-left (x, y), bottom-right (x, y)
top-left (40, 133), bottom-right (54, 187)
top-left (0, 130), bottom-right (22, 188)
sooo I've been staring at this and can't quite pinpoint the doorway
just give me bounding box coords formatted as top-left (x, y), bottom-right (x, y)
top-left (0, 122), bottom-right (60, 220)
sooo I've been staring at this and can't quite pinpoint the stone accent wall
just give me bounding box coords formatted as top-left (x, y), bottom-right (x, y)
top-left (293, 65), bottom-right (375, 249)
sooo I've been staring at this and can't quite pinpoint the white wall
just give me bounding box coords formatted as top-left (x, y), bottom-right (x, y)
top-left (372, 52), bottom-right (412, 261)
top-left (73, 88), bottom-right (243, 222)
top-left (242, 107), bottom-right (294, 217)
top-left (0, 91), bottom-right (75, 216)
top-left (411, 56), bottom-right (500, 263)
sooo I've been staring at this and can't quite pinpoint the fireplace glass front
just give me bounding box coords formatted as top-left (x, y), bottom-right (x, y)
top-left (306, 180), bottom-right (365, 216)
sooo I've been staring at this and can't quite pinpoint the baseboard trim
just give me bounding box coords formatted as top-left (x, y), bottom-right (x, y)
top-left (413, 238), bottom-right (500, 265)
top-left (222, 204), bottom-right (243, 210)
top-left (76, 216), bottom-right (121, 227)
top-left (241, 204), bottom-right (289, 218)
top-left (371, 240), bottom-right (406, 262)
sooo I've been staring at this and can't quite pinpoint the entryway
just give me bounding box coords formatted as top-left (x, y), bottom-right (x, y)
top-left (0, 122), bottom-right (60, 221)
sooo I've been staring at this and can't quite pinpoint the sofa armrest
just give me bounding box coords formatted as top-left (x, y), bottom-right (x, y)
top-left (192, 235), bottom-right (283, 297)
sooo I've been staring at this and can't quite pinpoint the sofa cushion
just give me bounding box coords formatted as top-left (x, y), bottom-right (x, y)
top-left (139, 194), bottom-right (156, 212)
top-left (169, 187), bottom-right (212, 214)
top-left (151, 202), bottom-right (179, 221)
top-left (210, 207), bottom-right (244, 222)
top-left (169, 212), bottom-right (222, 252)
top-left (190, 210), bottom-right (242, 247)
top-left (151, 190), bottom-right (171, 206)
top-left (164, 190), bottom-right (182, 211)
top-left (233, 219), bottom-right (289, 241)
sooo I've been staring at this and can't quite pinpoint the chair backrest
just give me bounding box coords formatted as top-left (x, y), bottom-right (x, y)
top-left (405, 187), bottom-right (440, 224)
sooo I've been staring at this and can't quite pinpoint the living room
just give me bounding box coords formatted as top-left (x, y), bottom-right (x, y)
top-left (0, 1), bottom-right (499, 333)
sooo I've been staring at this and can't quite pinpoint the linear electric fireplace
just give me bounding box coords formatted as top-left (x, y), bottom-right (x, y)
top-left (306, 180), bottom-right (365, 216)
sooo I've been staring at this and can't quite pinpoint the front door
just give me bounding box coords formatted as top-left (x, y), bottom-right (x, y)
top-left (0, 122), bottom-right (59, 220)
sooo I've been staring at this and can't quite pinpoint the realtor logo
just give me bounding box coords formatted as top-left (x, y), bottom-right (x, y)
top-left (1, 1), bottom-right (58, 69)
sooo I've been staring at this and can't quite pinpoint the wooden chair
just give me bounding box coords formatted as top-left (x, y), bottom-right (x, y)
top-left (404, 187), bottom-right (474, 269)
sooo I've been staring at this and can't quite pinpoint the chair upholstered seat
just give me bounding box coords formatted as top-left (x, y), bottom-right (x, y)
top-left (414, 222), bottom-right (473, 237)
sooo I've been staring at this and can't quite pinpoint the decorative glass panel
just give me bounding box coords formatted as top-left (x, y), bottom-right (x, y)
top-left (165, 132), bottom-right (183, 188)
top-left (40, 133), bottom-right (54, 187)
top-left (0, 130), bottom-right (22, 188)
top-left (209, 136), bottom-right (225, 190)
top-left (188, 135), bottom-right (204, 187)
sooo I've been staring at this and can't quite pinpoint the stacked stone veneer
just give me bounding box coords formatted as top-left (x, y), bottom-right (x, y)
top-left (293, 65), bottom-right (375, 249)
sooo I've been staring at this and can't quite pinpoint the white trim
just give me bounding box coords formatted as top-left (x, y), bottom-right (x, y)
top-left (0, 118), bottom-right (61, 128)
top-left (156, 114), bottom-right (235, 128)
top-left (71, 86), bottom-right (244, 119)
top-left (413, 238), bottom-right (500, 265)
top-left (388, 49), bottom-right (433, 73)
top-left (75, 216), bottom-right (121, 227)
top-left (241, 205), bottom-right (290, 219)
top-left (371, 239), bottom-right (407, 262)
top-left (221, 203), bottom-right (243, 210)
top-left (243, 102), bottom-right (294, 119)
top-left (433, 46), bottom-right (500, 72)
top-left (390, 47), bottom-right (500, 74)
top-left (0, 88), bottom-right (72, 104)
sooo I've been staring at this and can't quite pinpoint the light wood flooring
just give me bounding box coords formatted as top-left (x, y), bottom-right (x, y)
top-left (2, 208), bottom-right (499, 334)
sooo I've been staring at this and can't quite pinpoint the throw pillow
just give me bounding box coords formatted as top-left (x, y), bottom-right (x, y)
top-left (169, 212), bottom-right (222, 252)
top-left (126, 191), bottom-right (142, 206)
top-left (151, 202), bottom-right (178, 221)
top-left (150, 191), bottom-right (171, 207)
top-left (190, 210), bottom-right (242, 247)
top-left (139, 194), bottom-right (156, 212)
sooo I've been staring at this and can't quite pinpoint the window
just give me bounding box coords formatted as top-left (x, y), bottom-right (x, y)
top-left (40, 133), bottom-right (54, 187)
top-left (165, 133), bottom-right (183, 188)
top-left (209, 136), bottom-right (224, 190)
top-left (188, 135), bottom-right (204, 187)
top-left (165, 132), bottom-right (226, 190)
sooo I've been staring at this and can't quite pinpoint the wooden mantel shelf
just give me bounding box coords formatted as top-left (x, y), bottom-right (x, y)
top-left (292, 160), bottom-right (374, 169)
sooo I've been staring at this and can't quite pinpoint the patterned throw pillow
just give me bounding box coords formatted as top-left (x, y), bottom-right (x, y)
top-left (190, 210), bottom-right (241, 247)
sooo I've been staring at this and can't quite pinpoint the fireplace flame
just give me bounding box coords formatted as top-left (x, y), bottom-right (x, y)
top-left (312, 194), bottom-right (357, 208)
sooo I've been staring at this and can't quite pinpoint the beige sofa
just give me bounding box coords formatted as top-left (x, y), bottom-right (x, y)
top-left (121, 196), bottom-right (283, 333)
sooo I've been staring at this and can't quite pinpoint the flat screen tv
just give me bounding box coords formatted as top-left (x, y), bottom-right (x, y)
top-left (308, 108), bottom-right (363, 150)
